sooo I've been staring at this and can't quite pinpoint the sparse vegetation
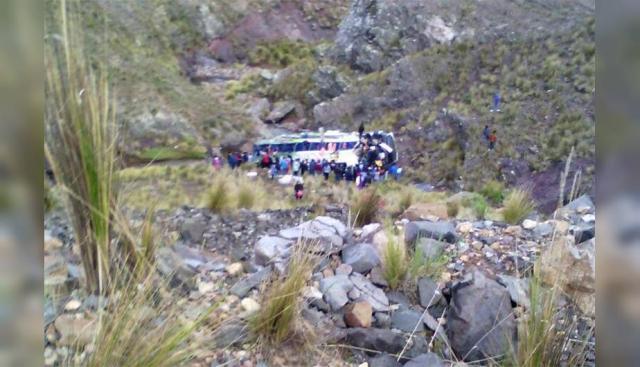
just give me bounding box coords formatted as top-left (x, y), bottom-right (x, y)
top-left (382, 238), bottom-right (408, 290)
top-left (236, 184), bottom-right (256, 209)
top-left (250, 245), bottom-right (316, 345)
top-left (352, 187), bottom-right (383, 227)
top-left (472, 196), bottom-right (489, 219)
top-left (206, 179), bottom-right (230, 213)
top-left (446, 201), bottom-right (460, 218)
top-left (502, 189), bottom-right (536, 224)
top-left (481, 180), bottom-right (505, 205)
top-left (249, 40), bottom-right (314, 67)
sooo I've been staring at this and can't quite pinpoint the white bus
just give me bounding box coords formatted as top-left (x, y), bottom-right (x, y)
top-left (252, 129), bottom-right (398, 166)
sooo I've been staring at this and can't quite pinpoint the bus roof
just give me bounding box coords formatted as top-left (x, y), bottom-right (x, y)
top-left (255, 130), bottom-right (359, 145)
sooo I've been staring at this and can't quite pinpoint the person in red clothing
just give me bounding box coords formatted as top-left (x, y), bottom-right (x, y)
top-left (488, 130), bottom-right (497, 150)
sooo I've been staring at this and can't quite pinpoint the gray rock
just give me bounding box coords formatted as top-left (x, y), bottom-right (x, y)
top-left (180, 215), bottom-right (208, 244)
top-left (403, 353), bottom-right (444, 367)
top-left (572, 223), bottom-right (595, 244)
top-left (386, 291), bottom-right (411, 308)
top-left (497, 274), bottom-right (530, 308)
top-left (533, 222), bottom-right (554, 238)
top-left (415, 238), bottom-right (446, 260)
top-left (405, 221), bottom-right (457, 245)
top-left (265, 100), bottom-right (297, 124)
top-left (335, 263), bottom-right (353, 276)
top-left (156, 247), bottom-right (197, 290)
top-left (254, 236), bottom-right (292, 266)
top-left (342, 243), bottom-right (381, 273)
top-left (418, 277), bottom-right (441, 308)
top-left (311, 65), bottom-right (347, 101)
top-left (350, 272), bottom-right (390, 312)
top-left (368, 353), bottom-right (401, 367)
top-left (391, 309), bottom-right (425, 333)
top-left (230, 267), bottom-right (272, 297)
top-left (447, 270), bottom-right (517, 361)
top-left (369, 266), bottom-right (389, 287)
top-left (320, 275), bottom-right (354, 311)
top-left (374, 312), bottom-right (391, 329)
top-left (342, 328), bottom-right (406, 355)
top-left (315, 216), bottom-right (348, 238)
top-left (212, 321), bottom-right (248, 348)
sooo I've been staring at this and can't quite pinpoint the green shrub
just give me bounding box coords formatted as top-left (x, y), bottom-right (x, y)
top-left (382, 239), bottom-right (407, 290)
top-left (502, 189), bottom-right (536, 224)
top-left (352, 188), bottom-right (383, 227)
top-left (472, 196), bottom-right (488, 219)
top-left (248, 40), bottom-right (314, 67)
top-left (480, 180), bottom-right (505, 205)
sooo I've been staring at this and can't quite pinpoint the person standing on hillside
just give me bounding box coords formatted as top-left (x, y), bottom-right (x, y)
top-left (358, 122), bottom-right (365, 139)
top-left (488, 130), bottom-right (497, 150)
top-left (483, 125), bottom-right (490, 141)
top-left (491, 91), bottom-right (501, 112)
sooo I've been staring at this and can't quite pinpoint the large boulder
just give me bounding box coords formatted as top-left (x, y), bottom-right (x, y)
top-left (320, 275), bottom-right (354, 310)
top-left (265, 100), bottom-right (297, 124)
top-left (350, 272), bottom-right (390, 312)
top-left (279, 217), bottom-right (345, 252)
top-left (390, 309), bottom-right (425, 333)
top-left (538, 235), bottom-right (595, 316)
top-left (405, 221), bottom-right (457, 245)
top-left (447, 270), bottom-right (517, 361)
top-left (368, 353), bottom-right (402, 367)
top-left (230, 266), bottom-right (272, 297)
top-left (342, 243), bottom-right (381, 273)
top-left (342, 328), bottom-right (406, 355)
top-left (254, 236), bottom-right (293, 266)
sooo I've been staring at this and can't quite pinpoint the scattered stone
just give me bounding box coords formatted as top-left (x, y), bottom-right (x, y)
top-left (403, 353), bottom-right (445, 367)
top-left (405, 221), bottom-right (457, 245)
top-left (497, 274), bottom-right (530, 308)
top-left (350, 273), bottom-right (390, 312)
top-left (447, 270), bottom-right (516, 361)
top-left (64, 299), bottom-right (82, 312)
top-left (374, 312), bottom-right (391, 329)
top-left (504, 225), bottom-right (522, 236)
top-left (54, 314), bottom-right (96, 347)
top-left (342, 328), bottom-right (406, 355)
top-left (369, 267), bottom-right (388, 287)
top-left (572, 223), bottom-right (595, 244)
top-left (522, 219), bottom-right (538, 230)
top-left (323, 268), bottom-right (336, 278)
top-left (361, 223), bottom-right (382, 240)
top-left (391, 309), bottom-right (425, 333)
top-left (417, 277), bottom-right (441, 308)
top-left (302, 286), bottom-right (323, 300)
top-left (254, 236), bottom-right (292, 266)
top-left (348, 288), bottom-right (362, 300)
top-left (533, 222), bottom-right (554, 238)
top-left (457, 222), bottom-right (474, 234)
top-left (539, 236), bottom-right (594, 316)
top-left (386, 291), bottom-right (411, 308)
top-left (368, 353), bottom-right (401, 367)
top-left (320, 275), bottom-right (354, 311)
top-left (335, 263), bottom-right (353, 276)
top-left (344, 301), bottom-right (373, 328)
top-left (180, 215), bottom-right (208, 244)
top-left (240, 298), bottom-right (261, 314)
top-left (230, 267), bottom-right (272, 297)
top-left (226, 262), bottom-right (244, 276)
top-left (372, 231), bottom-right (390, 255)
top-left (156, 247), bottom-right (197, 290)
top-left (342, 243), bottom-right (381, 273)
top-left (415, 238), bottom-right (446, 260)
top-left (213, 321), bottom-right (249, 348)
top-left (197, 280), bottom-right (215, 294)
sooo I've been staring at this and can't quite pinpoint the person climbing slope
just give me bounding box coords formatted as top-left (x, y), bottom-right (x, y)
top-left (488, 130), bottom-right (497, 150)
top-left (294, 179), bottom-right (304, 200)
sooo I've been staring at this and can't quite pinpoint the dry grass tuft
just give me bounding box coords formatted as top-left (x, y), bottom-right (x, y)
top-left (382, 237), bottom-right (408, 290)
top-left (352, 187), bottom-right (383, 227)
top-left (502, 189), bottom-right (536, 224)
top-left (250, 245), bottom-right (316, 345)
top-left (205, 178), bottom-right (230, 213)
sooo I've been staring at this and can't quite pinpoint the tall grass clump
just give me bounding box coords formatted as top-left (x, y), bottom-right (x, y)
top-left (79, 270), bottom-right (216, 367)
top-left (480, 180), bottom-right (505, 205)
top-left (352, 187), bottom-right (383, 227)
top-left (382, 239), bottom-right (408, 290)
top-left (502, 189), bottom-right (536, 224)
top-left (250, 245), bottom-right (316, 345)
top-left (45, 0), bottom-right (118, 294)
top-left (472, 196), bottom-right (489, 219)
top-left (507, 274), bottom-right (593, 367)
top-left (236, 184), bottom-right (255, 209)
top-left (205, 179), bottom-right (229, 213)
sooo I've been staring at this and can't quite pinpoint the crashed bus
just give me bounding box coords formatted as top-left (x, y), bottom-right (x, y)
top-left (252, 129), bottom-right (398, 167)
